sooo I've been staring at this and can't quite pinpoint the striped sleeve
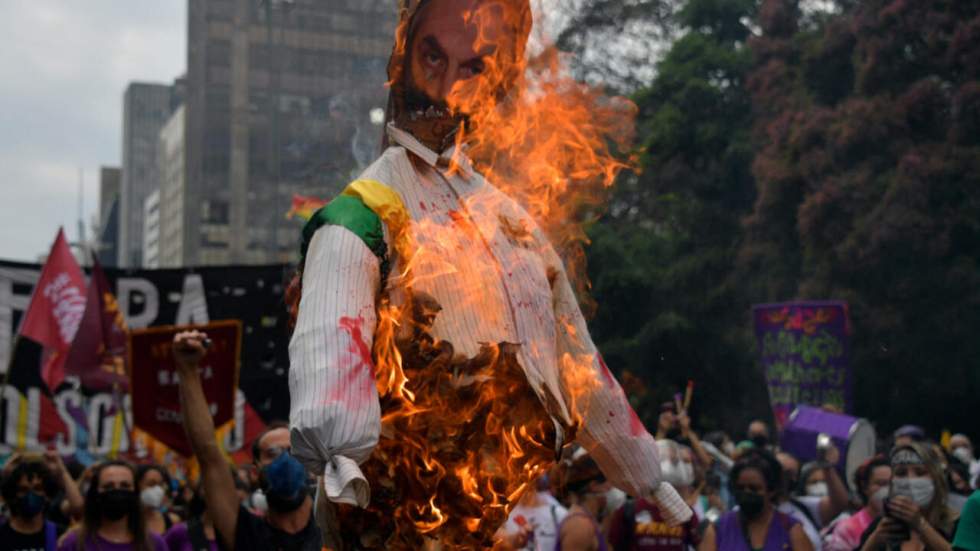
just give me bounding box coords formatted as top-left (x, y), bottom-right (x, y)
top-left (549, 256), bottom-right (692, 526)
top-left (288, 225), bottom-right (382, 508)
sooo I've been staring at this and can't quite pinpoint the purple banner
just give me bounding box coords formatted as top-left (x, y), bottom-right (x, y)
top-left (752, 301), bottom-right (851, 427)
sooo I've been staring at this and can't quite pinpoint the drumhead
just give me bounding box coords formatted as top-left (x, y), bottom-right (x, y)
top-left (845, 419), bottom-right (876, 491)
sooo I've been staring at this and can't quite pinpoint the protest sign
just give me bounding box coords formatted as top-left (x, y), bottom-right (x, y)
top-left (752, 301), bottom-right (851, 426)
top-left (129, 321), bottom-right (241, 456)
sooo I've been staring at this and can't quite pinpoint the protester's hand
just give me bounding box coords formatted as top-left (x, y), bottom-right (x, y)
top-left (822, 442), bottom-right (841, 465)
top-left (677, 410), bottom-right (692, 437)
top-left (173, 330), bottom-right (209, 373)
top-left (657, 411), bottom-right (675, 436)
top-left (874, 516), bottom-right (912, 545)
top-left (43, 449), bottom-right (67, 479)
top-left (492, 525), bottom-right (531, 550)
top-left (2, 452), bottom-right (23, 477)
top-left (885, 495), bottom-right (922, 528)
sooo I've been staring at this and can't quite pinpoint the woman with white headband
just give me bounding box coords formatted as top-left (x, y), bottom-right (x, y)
top-left (858, 442), bottom-right (957, 551)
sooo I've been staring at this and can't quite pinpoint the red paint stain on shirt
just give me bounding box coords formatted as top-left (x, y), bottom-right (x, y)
top-left (597, 354), bottom-right (616, 387)
top-left (628, 406), bottom-right (646, 437)
top-left (419, 201), bottom-right (427, 212)
top-left (339, 316), bottom-right (374, 375)
top-left (320, 316), bottom-right (375, 404)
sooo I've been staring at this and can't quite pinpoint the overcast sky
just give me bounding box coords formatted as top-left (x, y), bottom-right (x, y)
top-left (0, 1), bottom-right (185, 262)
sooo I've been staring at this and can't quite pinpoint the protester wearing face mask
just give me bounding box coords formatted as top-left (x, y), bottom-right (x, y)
top-left (136, 464), bottom-right (181, 536)
top-left (858, 443), bottom-right (957, 551)
top-left (825, 455), bottom-right (891, 551)
top-left (57, 460), bottom-right (167, 551)
top-left (800, 463), bottom-right (830, 498)
top-left (747, 420), bottom-right (773, 451)
top-left (607, 440), bottom-right (701, 551)
top-left (947, 459), bottom-right (973, 513)
top-left (0, 457), bottom-right (72, 551)
top-left (174, 330), bottom-right (321, 551)
top-left (949, 434), bottom-right (980, 485)
top-left (777, 449), bottom-right (850, 549)
top-left (699, 450), bottom-right (813, 551)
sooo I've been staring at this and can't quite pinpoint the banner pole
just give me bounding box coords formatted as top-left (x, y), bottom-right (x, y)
top-left (0, 334), bottom-right (22, 410)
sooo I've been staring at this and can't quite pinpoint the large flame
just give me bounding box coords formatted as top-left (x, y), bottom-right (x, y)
top-left (450, 0), bottom-right (637, 314)
top-left (329, 1), bottom-right (638, 548)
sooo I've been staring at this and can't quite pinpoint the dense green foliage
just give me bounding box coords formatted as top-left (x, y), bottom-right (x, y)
top-left (584, 0), bottom-right (980, 437)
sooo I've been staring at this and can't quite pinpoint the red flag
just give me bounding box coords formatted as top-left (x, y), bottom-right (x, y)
top-left (64, 258), bottom-right (128, 391)
top-left (18, 228), bottom-right (87, 391)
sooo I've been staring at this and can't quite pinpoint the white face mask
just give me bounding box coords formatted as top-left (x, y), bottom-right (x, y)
top-left (661, 461), bottom-right (695, 488)
top-left (603, 487), bottom-right (628, 517)
top-left (251, 490), bottom-right (268, 513)
top-left (893, 477), bottom-right (935, 508)
top-left (952, 447), bottom-right (974, 465)
top-left (140, 485), bottom-right (165, 509)
top-left (806, 481), bottom-right (829, 497)
top-left (678, 462), bottom-right (695, 487)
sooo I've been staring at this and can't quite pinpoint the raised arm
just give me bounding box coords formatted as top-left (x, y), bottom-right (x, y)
top-left (288, 225), bottom-right (383, 508)
top-left (174, 331), bottom-right (239, 551)
top-left (44, 450), bottom-right (84, 520)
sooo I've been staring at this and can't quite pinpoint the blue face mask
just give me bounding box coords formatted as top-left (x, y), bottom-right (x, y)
top-left (260, 452), bottom-right (307, 513)
top-left (12, 491), bottom-right (46, 518)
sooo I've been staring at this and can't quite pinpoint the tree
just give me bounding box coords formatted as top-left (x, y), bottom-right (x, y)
top-left (587, 0), bottom-right (768, 433)
top-left (739, 0), bottom-right (980, 434)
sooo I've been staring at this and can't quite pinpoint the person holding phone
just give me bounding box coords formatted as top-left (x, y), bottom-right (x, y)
top-left (858, 442), bottom-right (957, 551)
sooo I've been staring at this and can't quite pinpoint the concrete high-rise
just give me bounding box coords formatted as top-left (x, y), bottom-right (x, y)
top-left (183, 0), bottom-right (395, 266)
top-left (119, 83), bottom-right (182, 268)
top-left (157, 105), bottom-right (187, 267)
top-left (97, 167), bottom-right (121, 267)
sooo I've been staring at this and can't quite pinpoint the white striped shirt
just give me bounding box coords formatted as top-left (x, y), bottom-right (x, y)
top-left (288, 124), bottom-right (691, 524)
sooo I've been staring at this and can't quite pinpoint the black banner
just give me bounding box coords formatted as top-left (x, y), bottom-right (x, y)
top-left (0, 259), bottom-right (294, 454)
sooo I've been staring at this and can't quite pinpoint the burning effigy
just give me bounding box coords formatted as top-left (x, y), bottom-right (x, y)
top-left (286, 0), bottom-right (691, 548)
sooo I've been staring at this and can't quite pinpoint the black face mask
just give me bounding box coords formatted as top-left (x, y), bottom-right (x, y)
top-left (750, 435), bottom-right (770, 449)
top-left (735, 490), bottom-right (766, 520)
top-left (99, 489), bottom-right (137, 521)
top-left (10, 491), bottom-right (47, 518)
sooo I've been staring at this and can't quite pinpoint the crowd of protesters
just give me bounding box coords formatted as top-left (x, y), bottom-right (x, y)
top-left (496, 412), bottom-right (980, 551)
top-left (0, 332), bottom-right (978, 551)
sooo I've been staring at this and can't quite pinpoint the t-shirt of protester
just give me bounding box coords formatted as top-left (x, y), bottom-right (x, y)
top-left (0, 521), bottom-right (65, 551)
top-left (607, 497), bottom-right (701, 551)
top-left (953, 490), bottom-right (980, 551)
top-left (56, 530), bottom-right (168, 551)
top-left (231, 505), bottom-right (321, 551)
top-left (503, 493), bottom-right (568, 551)
top-left (165, 521), bottom-right (220, 551)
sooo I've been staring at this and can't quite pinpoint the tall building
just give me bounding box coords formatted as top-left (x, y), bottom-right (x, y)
top-left (119, 82), bottom-right (181, 268)
top-left (142, 190), bottom-right (161, 268)
top-left (158, 105), bottom-right (187, 267)
top-left (184, 0), bottom-right (395, 266)
top-left (96, 167), bottom-right (121, 267)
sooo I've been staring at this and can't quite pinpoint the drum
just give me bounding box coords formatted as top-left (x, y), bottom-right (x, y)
top-left (780, 405), bottom-right (876, 491)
